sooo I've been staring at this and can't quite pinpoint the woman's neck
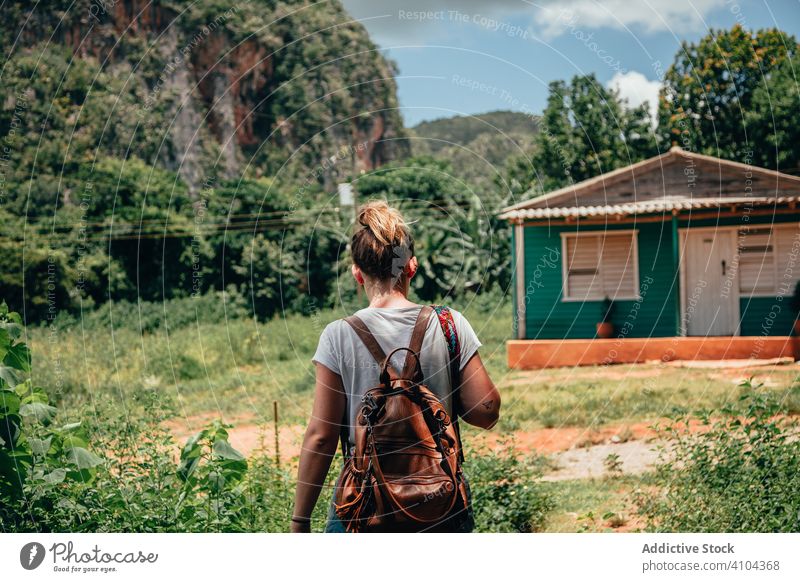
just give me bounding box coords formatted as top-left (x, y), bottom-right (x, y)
top-left (365, 285), bottom-right (417, 309)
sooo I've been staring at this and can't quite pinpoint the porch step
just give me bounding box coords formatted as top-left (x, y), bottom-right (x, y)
top-left (507, 336), bottom-right (799, 369)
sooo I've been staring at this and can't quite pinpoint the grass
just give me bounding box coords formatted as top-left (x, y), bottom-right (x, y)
top-left (28, 311), bottom-right (323, 422)
top-left (23, 296), bottom-right (800, 532)
top-left (28, 296), bottom-right (800, 430)
top-left (496, 364), bottom-right (800, 432)
top-left (26, 295), bottom-right (514, 423)
top-left (541, 475), bottom-right (645, 532)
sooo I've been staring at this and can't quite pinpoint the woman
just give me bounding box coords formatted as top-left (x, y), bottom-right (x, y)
top-left (290, 200), bottom-right (500, 533)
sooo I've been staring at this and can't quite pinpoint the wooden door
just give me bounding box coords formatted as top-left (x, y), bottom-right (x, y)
top-left (683, 230), bottom-right (739, 336)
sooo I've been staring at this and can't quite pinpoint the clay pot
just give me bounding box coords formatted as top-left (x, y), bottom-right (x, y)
top-left (596, 322), bottom-right (614, 339)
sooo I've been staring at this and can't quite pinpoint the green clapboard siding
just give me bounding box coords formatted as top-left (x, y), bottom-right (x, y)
top-left (739, 297), bottom-right (794, 336)
top-left (520, 222), bottom-right (679, 339)
top-left (516, 213), bottom-right (800, 339)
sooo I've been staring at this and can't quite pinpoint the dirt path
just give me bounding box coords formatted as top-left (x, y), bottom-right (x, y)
top-left (542, 440), bottom-right (659, 481)
top-left (164, 415), bottom-right (672, 480)
top-left (162, 357), bottom-right (798, 479)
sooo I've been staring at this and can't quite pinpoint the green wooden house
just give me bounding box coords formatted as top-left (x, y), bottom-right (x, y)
top-left (499, 147), bottom-right (800, 368)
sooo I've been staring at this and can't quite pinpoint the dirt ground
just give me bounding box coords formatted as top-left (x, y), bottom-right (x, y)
top-left (165, 414), bottom-right (672, 480)
top-left (165, 358), bottom-right (798, 480)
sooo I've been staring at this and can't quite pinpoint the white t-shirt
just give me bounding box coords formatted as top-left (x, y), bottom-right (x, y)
top-left (311, 305), bottom-right (482, 446)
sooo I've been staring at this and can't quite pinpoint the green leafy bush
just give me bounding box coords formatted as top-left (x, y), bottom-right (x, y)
top-left (467, 442), bottom-right (553, 532)
top-left (5, 396), bottom-right (295, 533)
top-left (636, 379), bottom-right (800, 532)
top-left (1, 302), bottom-right (295, 532)
top-left (1, 301), bottom-right (104, 527)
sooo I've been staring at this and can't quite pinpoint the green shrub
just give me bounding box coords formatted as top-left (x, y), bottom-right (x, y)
top-left (636, 379), bottom-right (800, 532)
top-left (467, 442), bottom-right (553, 532)
top-left (1, 302), bottom-right (295, 532)
top-left (0, 302), bottom-right (104, 528)
top-left (5, 394), bottom-right (296, 533)
top-left (148, 351), bottom-right (205, 381)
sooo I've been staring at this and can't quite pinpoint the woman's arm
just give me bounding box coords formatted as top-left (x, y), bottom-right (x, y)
top-left (290, 362), bottom-right (347, 532)
top-left (457, 353), bottom-right (500, 430)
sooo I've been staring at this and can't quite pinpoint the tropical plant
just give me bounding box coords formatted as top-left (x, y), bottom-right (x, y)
top-left (176, 421), bottom-right (249, 530)
top-left (0, 301), bottom-right (104, 528)
top-left (600, 297), bottom-right (615, 324)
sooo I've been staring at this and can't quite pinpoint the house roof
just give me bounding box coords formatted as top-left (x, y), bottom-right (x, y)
top-left (504, 196), bottom-right (800, 220)
top-left (499, 147), bottom-right (800, 221)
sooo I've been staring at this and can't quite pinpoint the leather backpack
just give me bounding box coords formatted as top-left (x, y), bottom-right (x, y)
top-left (333, 305), bottom-right (468, 532)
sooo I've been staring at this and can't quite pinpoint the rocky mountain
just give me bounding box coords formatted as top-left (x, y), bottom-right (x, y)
top-left (0, 0), bottom-right (407, 202)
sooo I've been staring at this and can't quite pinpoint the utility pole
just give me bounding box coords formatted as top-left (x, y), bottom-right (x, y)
top-left (338, 182), bottom-right (355, 223)
top-left (338, 182), bottom-right (362, 299)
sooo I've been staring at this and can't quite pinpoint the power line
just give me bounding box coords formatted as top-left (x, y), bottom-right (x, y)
top-left (0, 204), bottom-right (505, 243)
top-left (11, 196), bottom-right (484, 230)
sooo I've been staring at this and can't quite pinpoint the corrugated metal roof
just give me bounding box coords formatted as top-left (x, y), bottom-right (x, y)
top-left (499, 196), bottom-right (800, 220)
top-left (498, 147), bottom-right (800, 221)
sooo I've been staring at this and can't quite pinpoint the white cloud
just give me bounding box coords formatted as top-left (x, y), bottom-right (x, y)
top-left (341, 0), bottom-right (525, 45)
top-left (533, 0), bottom-right (725, 41)
top-left (341, 0), bottom-right (726, 45)
top-left (608, 70), bottom-right (662, 120)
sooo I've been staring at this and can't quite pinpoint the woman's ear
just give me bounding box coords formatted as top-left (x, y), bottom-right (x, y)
top-left (406, 256), bottom-right (418, 279)
top-left (351, 264), bottom-right (364, 286)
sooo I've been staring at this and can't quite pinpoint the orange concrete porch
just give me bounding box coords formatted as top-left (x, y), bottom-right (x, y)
top-left (507, 336), bottom-right (800, 369)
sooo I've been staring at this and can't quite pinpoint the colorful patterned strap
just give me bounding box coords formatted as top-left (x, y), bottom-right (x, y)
top-left (432, 304), bottom-right (461, 381)
top-left (432, 304), bottom-right (465, 463)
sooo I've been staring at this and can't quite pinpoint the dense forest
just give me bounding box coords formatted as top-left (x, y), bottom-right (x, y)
top-left (0, 0), bottom-right (409, 321)
top-left (0, 0), bottom-right (797, 325)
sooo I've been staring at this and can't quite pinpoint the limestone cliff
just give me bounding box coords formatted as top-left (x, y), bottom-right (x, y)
top-left (2, 0), bottom-right (407, 194)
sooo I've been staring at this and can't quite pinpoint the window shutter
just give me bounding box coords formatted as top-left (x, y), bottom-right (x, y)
top-left (564, 232), bottom-right (638, 300)
top-left (601, 234), bottom-right (637, 297)
top-left (738, 229), bottom-right (775, 294)
top-left (775, 226), bottom-right (800, 296)
top-left (565, 235), bottom-right (600, 299)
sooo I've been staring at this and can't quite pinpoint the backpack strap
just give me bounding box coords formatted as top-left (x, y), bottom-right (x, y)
top-left (340, 306), bottom-right (435, 459)
top-left (344, 315), bottom-right (399, 379)
top-left (346, 307), bottom-right (434, 381)
top-left (432, 305), bottom-right (461, 390)
top-left (402, 305), bottom-right (433, 379)
top-left (432, 305), bottom-right (465, 464)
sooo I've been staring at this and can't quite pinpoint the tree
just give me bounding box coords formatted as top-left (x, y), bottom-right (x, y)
top-left (507, 74), bottom-right (657, 196)
top-left (353, 156), bottom-right (459, 204)
top-left (748, 52), bottom-right (800, 174)
top-left (658, 25), bottom-right (798, 169)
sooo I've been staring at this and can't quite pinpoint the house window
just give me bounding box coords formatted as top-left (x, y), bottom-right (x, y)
top-left (738, 228), bottom-right (775, 295)
top-left (739, 225), bottom-right (800, 297)
top-left (561, 231), bottom-right (639, 301)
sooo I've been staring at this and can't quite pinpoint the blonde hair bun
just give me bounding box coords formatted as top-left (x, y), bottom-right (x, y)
top-left (358, 200), bottom-right (409, 246)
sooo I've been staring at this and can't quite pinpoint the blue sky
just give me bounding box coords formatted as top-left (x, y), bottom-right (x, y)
top-left (341, 0), bottom-right (800, 127)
